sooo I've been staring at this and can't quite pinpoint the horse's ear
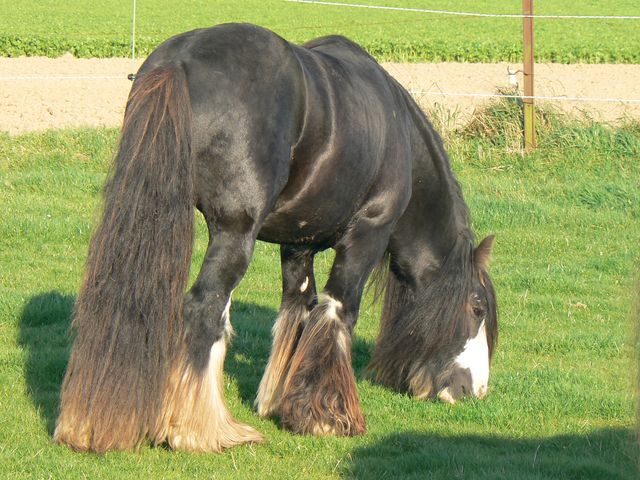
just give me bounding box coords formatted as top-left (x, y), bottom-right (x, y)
top-left (474, 235), bottom-right (495, 270)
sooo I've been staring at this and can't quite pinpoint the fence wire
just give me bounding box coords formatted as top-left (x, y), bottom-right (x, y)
top-left (3, 1), bottom-right (639, 105)
top-left (287, 0), bottom-right (640, 20)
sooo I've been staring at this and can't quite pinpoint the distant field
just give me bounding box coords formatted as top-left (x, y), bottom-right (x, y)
top-left (1, 0), bottom-right (640, 62)
top-left (1, 102), bottom-right (638, 478)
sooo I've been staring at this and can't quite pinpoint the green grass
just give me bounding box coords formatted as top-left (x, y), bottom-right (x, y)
top-left (0, 104), bottom-right (639, 478)
top-left (1, 0), bottom-right (640, 62)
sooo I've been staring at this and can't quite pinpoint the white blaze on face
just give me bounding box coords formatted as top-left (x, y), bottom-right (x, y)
top-left (299, 276), bottom-right (309, 293)
top-left (453, 320), bottom-right (489, 397)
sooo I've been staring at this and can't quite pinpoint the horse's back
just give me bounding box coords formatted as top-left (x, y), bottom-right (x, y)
top-left (140, 23), bottom-right (305, 153)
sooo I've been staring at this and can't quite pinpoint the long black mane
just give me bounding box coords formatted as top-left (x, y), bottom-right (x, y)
top-left (371, 232), bottom-right (474, 390)
top-left (370, 88), bottom-right (497, 394)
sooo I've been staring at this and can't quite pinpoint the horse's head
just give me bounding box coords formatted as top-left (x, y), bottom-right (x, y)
top-left (434, 235), bottom-right (497, 403)
top-left (371, 235), bottom-right (497, 404)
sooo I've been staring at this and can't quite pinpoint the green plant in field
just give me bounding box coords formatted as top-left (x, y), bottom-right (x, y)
top-left (1, 0), bottom-right (640, 62)
top-left (0, 102), bottom-right (639, 477)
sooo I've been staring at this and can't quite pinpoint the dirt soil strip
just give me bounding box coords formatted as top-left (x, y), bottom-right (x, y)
top-left (2, 55), bottom-right (640, 134)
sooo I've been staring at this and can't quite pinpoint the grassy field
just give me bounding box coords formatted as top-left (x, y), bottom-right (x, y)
top-left (1, 0), bottom-right (640, 62)
top-left (0, 102), bottom-right (638, 478)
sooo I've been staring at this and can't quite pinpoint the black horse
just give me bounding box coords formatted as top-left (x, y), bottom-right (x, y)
top-left (54, 23), bottom-right (497, 453)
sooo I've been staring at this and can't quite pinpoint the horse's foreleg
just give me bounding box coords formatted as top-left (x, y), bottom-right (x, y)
top-left (279, 218), bottom-right (392, 436)
top-left (256, 245), bottom-right (317, 417)
top-left (151, 230), bottom-right (263, 452)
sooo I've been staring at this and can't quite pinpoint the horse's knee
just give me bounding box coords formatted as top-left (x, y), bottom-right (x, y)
top-left (184, 292), bottom-right (232, 370)
top-left (280, 246), bottom-right (317, 310)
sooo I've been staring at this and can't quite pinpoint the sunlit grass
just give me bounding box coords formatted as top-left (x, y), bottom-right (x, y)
top-left (0, 103), bottom-right (638, 477)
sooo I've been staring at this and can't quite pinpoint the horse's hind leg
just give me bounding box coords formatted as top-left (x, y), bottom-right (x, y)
top-left (152, 227), bottom-right (263, 452)
top-left (279, 216), bottom-right (393, 436)
top-left (256, 245), bottom-right (317, 417)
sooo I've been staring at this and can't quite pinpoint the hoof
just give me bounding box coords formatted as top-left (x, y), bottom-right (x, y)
top-left (255, 304), bottom-right (308, 417)
top-left (279, 298), bottom-right (366, 436)
top-left (153, 335), bottom-right (264, 452)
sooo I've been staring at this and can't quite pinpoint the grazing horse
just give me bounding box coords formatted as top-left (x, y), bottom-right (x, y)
top-left (54, 23), bottom-right (497, 453)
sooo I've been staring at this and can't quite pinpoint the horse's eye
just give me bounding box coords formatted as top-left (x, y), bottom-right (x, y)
top-left (473, 306), bottom-right (485, 318)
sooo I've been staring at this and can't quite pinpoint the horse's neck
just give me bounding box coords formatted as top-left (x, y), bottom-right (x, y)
top-left (388, 94), bottom-right (471, 288)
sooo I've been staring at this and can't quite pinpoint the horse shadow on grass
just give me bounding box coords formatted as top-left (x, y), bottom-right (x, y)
top-left (342, 428), bottom-right (639, 479)
top-left (17, 292), bottom-right (375, 434)
top-left (17, 291), bottom-right (75, 435)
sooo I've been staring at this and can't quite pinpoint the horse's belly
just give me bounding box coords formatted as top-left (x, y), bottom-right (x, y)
top-left (258, 151), bottom-right (378, 247)
top-left (258, 203), bottom-right (350, 247)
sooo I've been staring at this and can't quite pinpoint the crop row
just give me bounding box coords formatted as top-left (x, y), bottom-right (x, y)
top-left (3, 34), bottom-right (640, 64)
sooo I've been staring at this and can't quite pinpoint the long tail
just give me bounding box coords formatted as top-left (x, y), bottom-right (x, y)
top-left (54, 66), bottom-right (194, 452)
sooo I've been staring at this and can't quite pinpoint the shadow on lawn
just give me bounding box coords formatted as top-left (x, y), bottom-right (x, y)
top-left (18, 291), bottom-right (75, 435)
top-left (17, 292), bottom-right (374, 434)
top-left (343, 428), bottom-right (639, 480)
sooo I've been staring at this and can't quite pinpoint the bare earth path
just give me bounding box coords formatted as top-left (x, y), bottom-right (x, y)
top-left (2, 55), bottom-right (640, 134)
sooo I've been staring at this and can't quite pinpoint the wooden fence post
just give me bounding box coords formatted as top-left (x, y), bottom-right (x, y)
top-left (523, 0), bottom-right (536, 149)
